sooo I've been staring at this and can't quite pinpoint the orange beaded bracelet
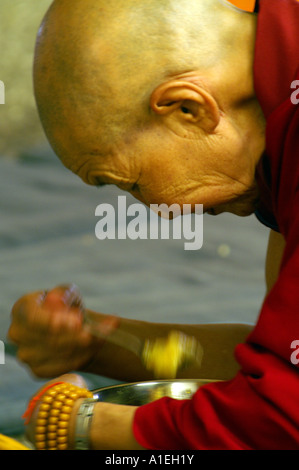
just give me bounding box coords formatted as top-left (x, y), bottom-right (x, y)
top-left (23, 382), bottom-right (93, 450)
top-left (22, 382), bottom-right (64, 425)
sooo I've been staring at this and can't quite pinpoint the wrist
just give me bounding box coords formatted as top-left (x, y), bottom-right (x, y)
top-left (68, 398), bottom-right (84, 449)
top-left (68, 397), bottom-right (97, 450)
top-left (24, 382), bottom-right (94, 450)
top-left (80, 311), bottom-right (120, 374)
top-left (79, 337), bottom-right (103, 374)
top-left (78, 310), bottom-right (106, 373)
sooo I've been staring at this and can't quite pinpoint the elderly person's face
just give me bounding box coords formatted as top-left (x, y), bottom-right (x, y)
top-left (60, 102), bottom-right (263, 218)
top-left (34, 0), bottom-right (265, 217)
top-left (54, 87), bottom-right (264, 218)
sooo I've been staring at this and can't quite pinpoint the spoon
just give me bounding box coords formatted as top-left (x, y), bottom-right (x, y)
top-left (84, 311), bottom-right (204, 379)
top-left (63, 284), bottom-right (203, 378)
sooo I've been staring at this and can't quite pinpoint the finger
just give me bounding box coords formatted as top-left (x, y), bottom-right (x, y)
top-left (45, 308), bottom-right (88, 342)
top-left (32, 285), bottom-right (84, 335)
top-left (55, 373), bottom-right (88, 389)
top-left (10, 291), bottom-right (45, 324)
top-left (61, 284), bottom-right (84, 310)
top-left (31, 373), bottom-right (88, 392)
top-left (8, 292), bottom-right (48, 343)
top-left (44, 284), bottom-right (84, 309)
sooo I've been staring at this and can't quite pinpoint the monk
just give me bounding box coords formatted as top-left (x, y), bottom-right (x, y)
top-left (8, 0), bottom-right (299, 449)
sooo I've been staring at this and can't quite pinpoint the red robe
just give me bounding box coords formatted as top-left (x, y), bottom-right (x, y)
top-left (133, 0), bottom-right (299, 450)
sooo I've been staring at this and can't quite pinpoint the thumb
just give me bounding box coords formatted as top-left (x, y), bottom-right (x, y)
top-left (43, 284), bottom-right (84, 312)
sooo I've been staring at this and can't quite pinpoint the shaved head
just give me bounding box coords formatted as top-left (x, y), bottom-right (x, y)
top-left (33, 0), bottom-right (264, 217)
top-left (34, 0), bottom-right (255, 168)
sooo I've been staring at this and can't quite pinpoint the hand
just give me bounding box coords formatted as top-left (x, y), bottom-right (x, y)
top-left (25, 373), bottom-right (88, 448)
top-left (8, 284), bottom-right (118, 378)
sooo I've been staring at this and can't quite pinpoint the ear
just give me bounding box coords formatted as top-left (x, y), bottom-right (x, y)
top-left (150, 80), bottom-right (220, 133)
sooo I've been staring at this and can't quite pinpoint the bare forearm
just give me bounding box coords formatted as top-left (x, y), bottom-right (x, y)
top-left (67, 398), bottom-right (143, 450)
top-left (82, 310), bottom-right (253, 381)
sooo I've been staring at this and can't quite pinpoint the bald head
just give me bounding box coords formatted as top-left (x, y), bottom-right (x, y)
top-left (33, 0), bottom-right (257, 170)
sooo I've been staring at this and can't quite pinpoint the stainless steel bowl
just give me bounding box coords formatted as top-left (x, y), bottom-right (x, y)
top-left (92, 379), bottom-right (218, 406)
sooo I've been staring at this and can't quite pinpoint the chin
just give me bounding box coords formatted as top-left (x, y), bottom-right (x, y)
top-left (208, 186), bottom-right (260, 217)
top-left (227, 206), bottom-right (256, 217)
top-left (208, 202), bottom-right (257, 217)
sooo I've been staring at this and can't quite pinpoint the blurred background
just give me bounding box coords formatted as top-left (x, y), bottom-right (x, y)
top-left (0, 0), bottom-right (52, 157)
top-left (0, 0), bottom-right (269, 439)
top-left (0, 0), bottom-right (257, 158)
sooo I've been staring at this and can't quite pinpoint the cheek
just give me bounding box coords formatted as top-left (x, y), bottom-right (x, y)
top-left (140, 157), bottom-right (196, 205)
top-left (141, 170), bottom-right (189, 206)
top-left (212, 123), bottom-right (257, 184)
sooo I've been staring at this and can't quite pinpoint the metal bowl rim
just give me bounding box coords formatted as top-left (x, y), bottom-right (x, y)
top-left (92, 378), bottom-right (220, 395)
